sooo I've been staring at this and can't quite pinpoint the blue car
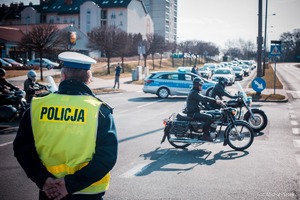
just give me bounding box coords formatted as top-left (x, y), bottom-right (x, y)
top-left (143, 71), bottom-right (216, 98)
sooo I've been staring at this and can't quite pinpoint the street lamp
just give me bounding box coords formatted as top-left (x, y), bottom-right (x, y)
top-left (263, 0), bottom-right (276, 76)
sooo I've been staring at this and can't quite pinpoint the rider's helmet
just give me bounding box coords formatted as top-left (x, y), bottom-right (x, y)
top-left (27, 70), bottom-right (37, 81)
top-left (0, 68), bottom-right (6, 77)
top-left (193, 77), bottom-right (204, 87)
top-left (218, 77), bottom-right (228, 86)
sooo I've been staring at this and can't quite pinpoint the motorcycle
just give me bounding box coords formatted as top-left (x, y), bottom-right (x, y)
top-left (161, 104), bottom-right (254, 151)
top-left (0, 89), bottom-right (28, 122)
top-left (184, 82), bottom-right (268, 132)
top-left (226, 82), bottom-right (268, 132)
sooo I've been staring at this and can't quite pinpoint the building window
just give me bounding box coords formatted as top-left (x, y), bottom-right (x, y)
top-left (101, 10), bottom-right (107, 19)
top-left (111, 11), bottom-right (116, 19)
top-left (49, 16), bottom-right (54, 23)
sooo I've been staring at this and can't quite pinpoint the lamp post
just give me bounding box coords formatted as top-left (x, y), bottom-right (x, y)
top-left (262, 0), bottom-right (276, 76)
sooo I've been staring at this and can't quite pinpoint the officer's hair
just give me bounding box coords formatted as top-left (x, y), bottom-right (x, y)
top-left (61, 67), bottom-right (92, 84)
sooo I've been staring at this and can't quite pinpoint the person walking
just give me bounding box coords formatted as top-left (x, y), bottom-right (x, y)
top-left (191, 65), bottom-right (198, 75)
top-left (113, 63), bottom-right (121, 89)
top-left (13, 51), bottom-right (118, 200)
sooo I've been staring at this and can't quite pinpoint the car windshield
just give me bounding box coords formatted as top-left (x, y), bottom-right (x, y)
top-left (43, 59), bottom-right (51, 62)
top-left (233, 67), bottom-right (242, 71)
top-left (5, 58), bottom-right (15, 62)
top-left (215, 69), bottom-right (231, 74)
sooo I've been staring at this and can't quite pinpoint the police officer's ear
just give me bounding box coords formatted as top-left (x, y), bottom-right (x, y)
top-left (60, 70), bottom-right (67, 83)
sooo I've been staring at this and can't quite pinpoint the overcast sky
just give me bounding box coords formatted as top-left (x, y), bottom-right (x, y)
top-left (3, 0), bottom-right (300, 49)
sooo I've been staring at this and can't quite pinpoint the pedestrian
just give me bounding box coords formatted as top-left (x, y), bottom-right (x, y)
top-left (23, 70), bottom-right (47, 103)
top-left (191, 65), bottom-right (198, 75)
top-left (113, 63), bottom-right (121, 89)
top-left (13, 51), bottom-right (118, 200)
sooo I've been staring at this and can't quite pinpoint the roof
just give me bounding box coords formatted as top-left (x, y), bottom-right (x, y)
top-left (0, 26), bottom-right (24, 43)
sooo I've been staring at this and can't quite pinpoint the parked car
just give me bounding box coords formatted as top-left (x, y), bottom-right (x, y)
top-left (28, 58), bottom-right (59, 70)
top-left (198, 66), bottom-right (212, 79)
top-left (211, 68), bottom-right (235, 85)
top-left (232, 66), bottom-right (244, 80)
top-left (239, 64), bottom-right (251, 76)
top-left (203, 63), bottom-right (219, 74)
top-left (0, 58), bottom-right (12, 69)
top-left (3, 58), bottom-right (23, 67)
top-left (143, 71), bottom-right (216, 98)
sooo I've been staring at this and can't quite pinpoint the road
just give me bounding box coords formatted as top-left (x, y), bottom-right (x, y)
top-left (0, 63), bottom-right (300, 200)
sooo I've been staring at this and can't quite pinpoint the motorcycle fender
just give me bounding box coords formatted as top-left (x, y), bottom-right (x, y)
top-left (244, 108), bottom-right (262, 120)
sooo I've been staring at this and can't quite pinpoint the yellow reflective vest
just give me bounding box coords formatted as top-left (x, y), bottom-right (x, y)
top-left (31, 93), bottom-right (110, 194)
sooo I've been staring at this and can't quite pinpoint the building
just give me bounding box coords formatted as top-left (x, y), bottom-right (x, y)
top-left (143, 0), bottom-right (177, 42)
top-left (0, 0), bottom-right (154, 59)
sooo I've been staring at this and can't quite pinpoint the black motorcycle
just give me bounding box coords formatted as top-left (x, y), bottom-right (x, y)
top-left (0, 89), bottom-right (28, 122)
top-left (161, 105), bottom-right (254, 151)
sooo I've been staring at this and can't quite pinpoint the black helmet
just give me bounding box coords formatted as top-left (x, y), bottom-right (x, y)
top-left (219, 77), bottom-right (228, 85)
top-left (193, 77), bottom-right (204, 86)
top-left (0, 68), bottom-right (6, 76)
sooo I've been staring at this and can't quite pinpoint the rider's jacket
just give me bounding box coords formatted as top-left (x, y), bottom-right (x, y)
top-left (210, 83), bottom-right (236, 100)
top-left (31, 93), bottom-right (110, 194)
top-left (186, 87), bottom-right (216, 114)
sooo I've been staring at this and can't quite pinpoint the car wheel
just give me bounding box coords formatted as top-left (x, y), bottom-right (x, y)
top-left (206, 88), bottom-right (213, 97)
top-left (157, 87), bottom-right (169, 98)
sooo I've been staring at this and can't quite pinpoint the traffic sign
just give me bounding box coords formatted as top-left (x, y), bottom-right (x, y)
top-left (269, 45), bottom-right (281, 57)
top-left (252, 77), bottom-right (266, 92)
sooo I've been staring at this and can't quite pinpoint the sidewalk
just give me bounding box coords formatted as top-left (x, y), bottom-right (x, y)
top-left (7, 69), bottom-right (287, 102)
top-left (7, 69), bottom-right (143, 93)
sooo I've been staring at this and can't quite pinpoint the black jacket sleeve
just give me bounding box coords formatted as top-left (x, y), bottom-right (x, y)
top-left (13, 109), bottom-right (55, 189)
top-left (64, 104), bottom-right (118, 194)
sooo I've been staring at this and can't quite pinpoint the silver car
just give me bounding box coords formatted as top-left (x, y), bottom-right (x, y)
top-left (143, 71), bottom-right (216, 98)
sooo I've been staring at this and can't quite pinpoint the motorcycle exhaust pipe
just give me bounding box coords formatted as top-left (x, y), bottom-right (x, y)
top-left (169, 138), bottom-right (205, 143)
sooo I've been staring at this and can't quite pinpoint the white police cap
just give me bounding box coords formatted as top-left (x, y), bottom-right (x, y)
top-left (58, 51), bottom-right (96, 70)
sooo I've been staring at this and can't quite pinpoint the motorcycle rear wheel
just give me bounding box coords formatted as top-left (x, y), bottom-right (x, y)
top-left (225, 121), bottom-right (254, 151)
top-left (166, 126), bottom-right (191, 149)
top-left (244, 110), bottom-right (268, 132)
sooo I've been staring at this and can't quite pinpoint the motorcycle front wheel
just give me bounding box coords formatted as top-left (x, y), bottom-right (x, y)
top-left (244, 109), bottom-right (268, 132)
top-left (225, 121), bottom-right (254, 151)
top-left (165, 125), bottom-right (191, 149)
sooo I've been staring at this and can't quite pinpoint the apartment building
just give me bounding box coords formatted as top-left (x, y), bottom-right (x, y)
top-left (143, 0), bottom-right (177, 42)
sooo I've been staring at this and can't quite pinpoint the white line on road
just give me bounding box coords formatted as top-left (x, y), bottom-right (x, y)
top-left (292, 128), bottom-right (300, 135)
top-left (0, 141), bottom-right (13, 147)
top-left (291, 121), bottom-right (299, 126)
top-left (119, 163), bottom-right (150, 178)
top-left (293, 140), bottom-right (300, 148)
top-left (137, 99), bottom-right (165, 108)
top-left (296, 155), bottom-right (300, 166)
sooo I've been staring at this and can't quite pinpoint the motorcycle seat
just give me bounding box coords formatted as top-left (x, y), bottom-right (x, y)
top-left (176, 112), bottom-right (193, 121)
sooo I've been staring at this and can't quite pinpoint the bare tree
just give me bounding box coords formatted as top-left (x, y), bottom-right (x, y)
top-left (18, 24), bottom-right (61, 81)
top-left (88, 25), bottom-right (125, 74)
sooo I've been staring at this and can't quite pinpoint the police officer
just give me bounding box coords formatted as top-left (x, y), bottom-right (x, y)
top-left (210, 77), bottom-right (238, 100)
top-left (14, 52), bottom-right (118, 200)
top-left (0, 68), bottom-right (19, 94)
top-left (186, 77), bottom-right (223, 142)
top-left (24, 70), bottom-right (47, 103)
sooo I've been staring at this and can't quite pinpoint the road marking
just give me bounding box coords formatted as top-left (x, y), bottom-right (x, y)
top-left (292, 128), bottom-right (300, 135)
top-left (296, 155), bottom-right (300, 166)
top-left (291, 121), bottom-right (299, 126)
top-left (0, 141), bottom-right (13, 147)
top-left (290, 114), bottom-right (297, 119)
top-left (137, 99), bottom-right (165, 108)
top-left (119, 163), bottom-right (150, 178)
top-left (293, 140), bottom-right (300, 148)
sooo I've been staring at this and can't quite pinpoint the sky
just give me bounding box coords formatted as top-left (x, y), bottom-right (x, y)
top-left (2, 0), bottom-right (300, 49)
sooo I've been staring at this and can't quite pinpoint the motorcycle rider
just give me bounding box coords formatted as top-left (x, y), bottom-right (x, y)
top-left (0, 68), bottom-right (19, 94)
top-left (210, 77), bottom-right (238, 100)
top-left (24, 70), bottom-right (47, 103)
top-left (186, 77), bottom-right (223, 142)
